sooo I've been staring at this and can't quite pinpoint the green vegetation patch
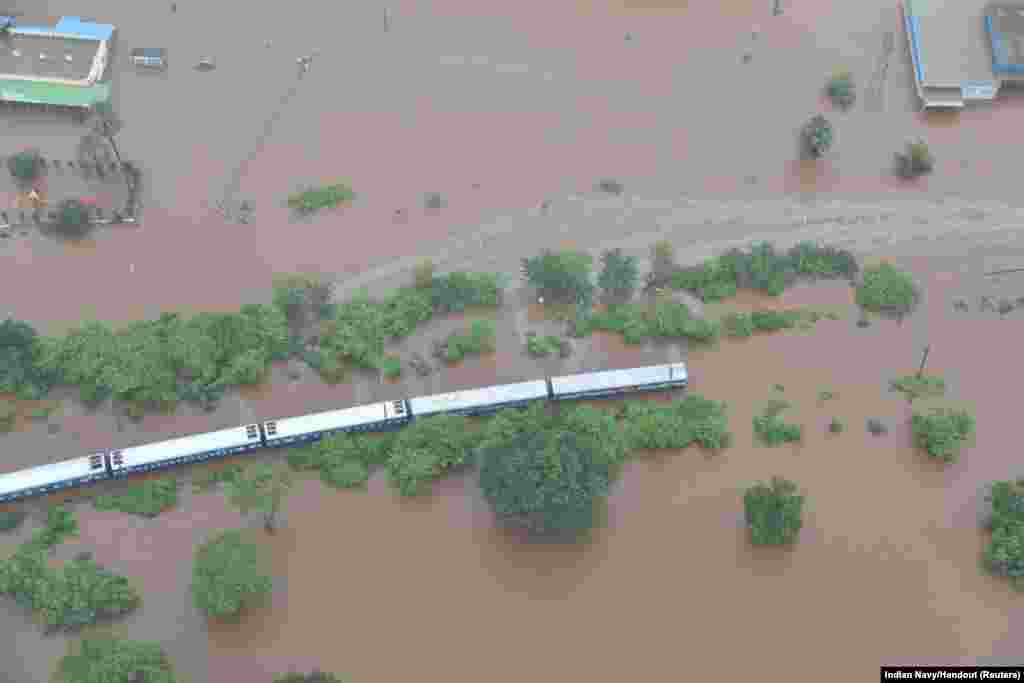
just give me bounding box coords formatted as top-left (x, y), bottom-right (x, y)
top-left (855, 262), bottom-right (920, 317)
top-left (744, 476), bottom-right (805, 546)
top-left (55, 635), bottom-right (177, 683)
top-left (911, 406), bottom-right (975, 463)
top-left (982, 479), bottom-right (1024, 590)
top-left (0, 506), bottom-right (141, 633)
top-left (386, 414), bottom-right (481, 497)
top-left (93, 478), bottom-right (179, 517)
top-left (889, 374), bottom-right (946, 402)
top-left (438, 319), bottom-right (496, 364)
top-left (667, 241), bottom-right (858, 302)
top-left (572, 299), bottom-right (721, 345)
top-left (286, 183), bottom-right (356, 215)
top-left (525, 333), bottom-right (564, 357)
top-left (620, 394), bottom-right (731, 451)
top-left (190, 529), bottom-right (272, 619)
top-left (0, 509), bottom-right (26, 532)
top-left (753, 399), bottom-right (803, 446)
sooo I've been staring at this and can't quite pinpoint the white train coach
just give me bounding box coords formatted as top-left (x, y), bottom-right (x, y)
top-left (549, 363), bottom-right (688, 400)
top-left (107, 425), bottom-right (264, 476)
top-left (0, 454), bottom-right (108, 503)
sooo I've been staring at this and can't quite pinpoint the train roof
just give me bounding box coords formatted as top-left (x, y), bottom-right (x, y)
top-left (550, 363), bottom-right (687, 395)
top-left (0, 455), bottom-right (102, 498)
top-left (408, 379), bottom-right (549, 417)
top-left (112, 425), bottom-right (259, 467)
top-left (265, 402), bottom-right (397, 439)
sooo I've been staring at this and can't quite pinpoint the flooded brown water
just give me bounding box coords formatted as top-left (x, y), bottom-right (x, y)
top-left (189, 278), bottom-right (1023, 682)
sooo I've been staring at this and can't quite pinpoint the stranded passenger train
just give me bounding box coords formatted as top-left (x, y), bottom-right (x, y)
top-left (0, 363), bottom-right (688, 503)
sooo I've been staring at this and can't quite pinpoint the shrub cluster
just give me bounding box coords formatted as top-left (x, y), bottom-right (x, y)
top-left (572, 300), bottom-right (721, 345)
top-left (669, 242), bottom-right (857, 302)
top-left (286, 183), bottom-right (355, 215)
top-left (93, 477), bottom-right (179, 517)
top-left (753, 400), bottom-right (803, 445)
top-left (855, 263), bottom-right (920, 317)
top-left (826, 71), bottom-right (856, 110)
top-left (522, 250), bottom-right (596, 306)
top-left (620, 394), bottom-right (731, 451)
top-left (0, 509), bottom-right (26, 532)
top-left (190, 529), bottom-right (272, 618)
top-left (911, 407), bottom-right (975, 463)
top-left (272, 274), bottom-right (336, 328)
top-left (801, 115), bottom-right (833, 158)
top-left (191, 463), bottom-right (246, 492)
top-left (895, 139), bottom-right (934, 179)
top-left (525, 333), bottom-right (568, 358)
top-left (434, 319), bottom-right (497, 364)
top-left (0, 318), bottom-right (58, 399)
top-left (982, 479), bottom-right (1024, 589)
top-left (377, 354), bottom-right (403, 379)
top-left (0, 506), bottom-right (141, 633)
top-left (55, 635), bottom-right (177, 683)
top-left (314, 271), bottom-right (502, 382)
top-left (287, 431), bottom-right (397, 491)
top-left (889, 374), bottom-right (946, 402)
top-left (386, 415), bottom-right (482, 496)
top-left (35, 306), bottom-right (289, 413)
top-left (744, 477), bottom-right (805, 546)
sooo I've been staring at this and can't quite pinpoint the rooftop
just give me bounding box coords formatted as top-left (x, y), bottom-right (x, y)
top-left (0, 33), bottom-right (100, 81)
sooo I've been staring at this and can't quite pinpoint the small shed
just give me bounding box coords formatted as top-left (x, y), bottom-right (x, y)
top-left (130, 47), bottom-right (167, 69)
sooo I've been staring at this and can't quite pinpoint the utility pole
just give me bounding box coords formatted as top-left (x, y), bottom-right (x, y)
top-left (917, 344), bottom-right (931, 378)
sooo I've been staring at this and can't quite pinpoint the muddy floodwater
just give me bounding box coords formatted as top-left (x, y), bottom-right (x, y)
top-left (192, 277), bottom-right (1022, 681)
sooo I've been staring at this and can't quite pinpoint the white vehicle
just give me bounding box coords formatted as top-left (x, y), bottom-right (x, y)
top-left (0, 454), bottom-right (107, 503)
top-left (107, 425), bottom-right (263, 476)
top-left (262, 400), bottom-right (409, 446)
top-left (408, 380), bottom-right (550, 418)
top-left (550, 363), bottom-right (688, 400)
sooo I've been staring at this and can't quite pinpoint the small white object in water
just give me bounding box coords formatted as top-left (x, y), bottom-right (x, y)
top-left (129, 263), bottom-right (135, 273)
top-left (538, 297), bottom-right (544, 304)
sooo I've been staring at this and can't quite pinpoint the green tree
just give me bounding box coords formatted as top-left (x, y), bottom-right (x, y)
top-left (911, 407), bottom-right (975, 463)
top-left (275, 671), bottom-right (347, 683)
top-left (55, 635), bottom-right (177, 683)
top-left (478, 428), bottom-right (615, 538)
top-left (597, 248), bottom-right (639, 304)
top-left (801, 115), bottom-right (833, 158)
top-left (855, 262), bottom-right (920, 317)
top-left (190, 529), bottom-right (272, 618)
top-left (226, 462), bottom-right (294, 532)
top-left (743, 476), bottom-right (805, 546)
top-left (521, 249), bottom-right (595, 305)
top-left (7, 149), bottom-right (41, 184)
top-left (56, 198), bottom-right (91, 235)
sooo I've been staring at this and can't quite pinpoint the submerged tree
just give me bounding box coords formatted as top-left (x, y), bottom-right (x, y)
top-left (743, 476), bottom-right (805, 546)
top-left (597, 248), bottom-right (639, 304)
top-left (226, 461), bottom-right (294, 532)
top-left (190, 529), bottom-right (273, 618)
top-left (54, 635), bottom-right (177, 683)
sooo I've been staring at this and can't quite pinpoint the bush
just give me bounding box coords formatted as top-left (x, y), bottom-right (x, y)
top-left (895, 139), bottom-right (933, 179)
top-left (984, 523), bottom-right (1024, 588)
top-left (378, 354), bottom-right (402, 379)
top-left (866, 418), bottom-right (887, 436)
top-left (0, 318), bottom-right (57, 399)
top-left (622, 394), bottom-right (731, 451)
top-left (0, 509), bottom-right (26, 532)
top-left (7, 149), bottom-right (41, 183)
top-left (787, 242), bottom-right (859, 280)
top-left (386, 415), bottom-right (478, 496)
top-left (0, 399), bottom-right (15, 432)
top-left (751, 310), bottom-right (800, 332)
top-left (723, 312), bottom-right (755, 338)
top-left (55, 198), bottom-right (91, 235)
top-left (855, 263), bottom-right (920, 317)
top-left (753, 401), bottom-right (802, 445)
top-left (275, 671), bottom-right (346, 683)
top-left (911, 407), bottom-right (975, 463)
top-left (526, 334), bottom-right (562, 357)
top-left (744, 477), bottom-right (805, 546)
top-left (984, 479), bottom-right (1024, 532)
top-left (828, 417), bottom-right (844, 434)
top-left (429, 271), bottom-right (503, 313)
top-left (825, 70), bottom-right (856, 110)
top-left (413, 259), bottom-right (435, 290)
top-left (801, 114), bottom-right (833, 158)
top-left (190, 529), bottom-right (273, 618)
top-left (889, 374), bottom-right (946, 402)
top-left (320, 459), bottom-right (370, 489)
top-left (93, 478), bottom-right (179, 517)
top-left (647, 240), bottom-right (677, 290)
top-left (522, 250), bottom-right (595, 306)
top-left (438, 319), bottom-right (496, 363)
top-left (287, 183), bottom-right (355, 214)
top-left (55, 635), bottom-right (177, 683)
top-left (597, 248), bottom-right (639, 303)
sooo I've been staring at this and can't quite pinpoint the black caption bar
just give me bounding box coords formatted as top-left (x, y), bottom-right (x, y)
top-left (881, 667), bottom-right (1024, 681)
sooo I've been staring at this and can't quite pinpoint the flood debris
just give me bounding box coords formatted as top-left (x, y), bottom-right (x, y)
top-left (952, 297), bottom-right (969, 312)
top-left (595, 178), bottom-right (624, 195)
top-left (195, 57), bottom-right (215, 71)
top-left (424, 192), bottom-right (446, 210)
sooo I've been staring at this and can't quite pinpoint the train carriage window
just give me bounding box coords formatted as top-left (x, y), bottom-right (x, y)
top-left (392, 400), bottom-right (406, 415)
top-left (246, 424), bottom-right (259, 439)
top-left (89, 454), bottom-right (104, 470)
top-left (265, 421), bottom-right (278, 436)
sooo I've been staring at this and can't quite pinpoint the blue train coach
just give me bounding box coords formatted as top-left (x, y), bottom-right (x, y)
top-left (408, 380), bottom-right (551, 418)
top-left (261, 399), bottom-right (410, 447)
top-left (0, 454), bottom-right (108, 503)
top-left (106, 424), bottom-right (264, 476)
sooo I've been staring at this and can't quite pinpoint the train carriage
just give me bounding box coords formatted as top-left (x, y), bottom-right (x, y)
top-left (408, 380), bottom-right (550, 418)
top-left (549, 363), bottom-right (687, 401)
top-left (0, 454), bottom-right (108, 503)
top-left (107, 424), bottom-right (264, 476)
top-left (262, 400), bottom-right (410, 447)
